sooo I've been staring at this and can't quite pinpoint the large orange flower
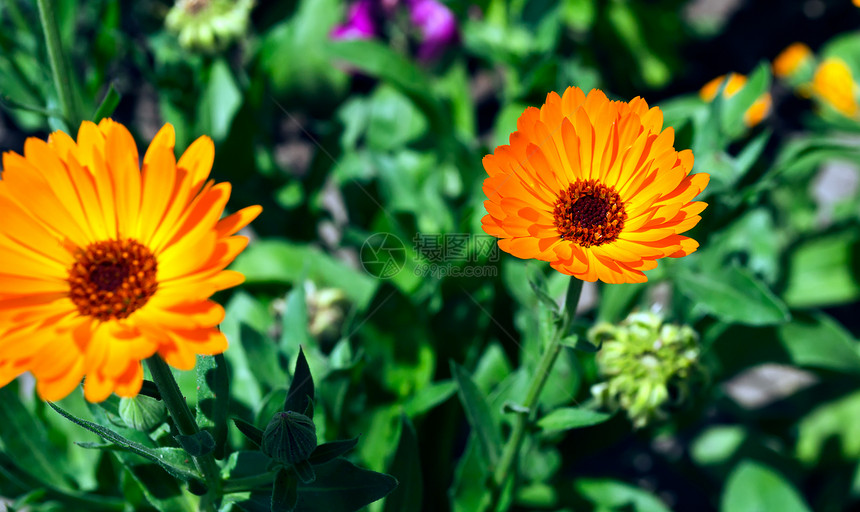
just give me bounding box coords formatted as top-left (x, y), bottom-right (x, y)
top-left (0, 120), bottom-right (261, 402)
top-left (482, 87), bottom-right (709, 283)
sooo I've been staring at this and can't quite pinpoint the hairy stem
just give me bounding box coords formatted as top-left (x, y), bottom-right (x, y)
top-left (146, 356), bottom-right (222, 511)
top-left (482, 277), bottom-right (583, 512)
top-left (36, 0), bottom-right (81, 126)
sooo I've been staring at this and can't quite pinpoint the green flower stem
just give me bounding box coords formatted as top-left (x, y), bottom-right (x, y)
top-left (36, 0), bottom-right (81, 126)
top-left (145, 356), bottom-right (222, 510)
top-left (483, 277), bottom-right (584, 512)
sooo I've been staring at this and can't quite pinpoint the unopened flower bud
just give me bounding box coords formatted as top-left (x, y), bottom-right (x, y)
top-left (166, 0), bottom-right (254, 52)
top-left (589, 311), bottom-right (705, 428)
top-left (262, 411), bottom-right (317, 465)
top-left (306, 283), bottom-right (350, 345)
top-left (118, 395), bottom-right (167, 432)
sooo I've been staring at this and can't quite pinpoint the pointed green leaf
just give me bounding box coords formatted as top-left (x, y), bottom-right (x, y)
top-left (676, 265), bottom-right (790, 326)
top-left (294, 460), bottom-right (316, 484)
top-left (402, 380), bottom-right (457, 417)
top-left (537, 407), bottom-right (612, 433)
top-left (450, 362), bottom-right (502, 467)
top-left (308, 438), bottom-right (359, 466)
top-left (233, 417), bottom-right (264, 448)
top-left (0, 386), bottom-right (69, 488)
top-left (48, 402), bottom-right (200, 482)
top-left (383, 415), bottom-right (422, 512)
top-left (92, 83), bottom-right (120, 123)
top-left (285, 347), bottom-right (314, 416)
top-left (294, 458), bottom-right (397, 512)
top-left (778, 312), bottom-right (860, 373)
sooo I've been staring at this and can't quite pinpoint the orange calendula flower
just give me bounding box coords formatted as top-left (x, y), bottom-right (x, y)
top-left (812, 58), bottom-right (859, 118)
top-left (700, 73), bottom-right (771, 127)
top-left (773, 43), bottom-right (813, 79)
top-left (482, 87), bottom-right (709, 284)
top-left (0, 120), bottom-right (261, 402)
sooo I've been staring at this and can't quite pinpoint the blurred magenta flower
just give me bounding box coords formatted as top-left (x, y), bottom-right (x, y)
top-left (407, 0), bottom-right (458, 60)
top-left (331, 0), bottom-right (376, 40)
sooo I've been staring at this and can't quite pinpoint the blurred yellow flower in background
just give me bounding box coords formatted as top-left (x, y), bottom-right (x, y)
top-left (773, 42), bottom-right (813, 79)
top-left (700, 73), bottom-right (747, 100)
top-left (482, 87), bottom-right (709, 284)
top-left (812, 58), bottom-right (859, 118)
top-left (699, 73), bottom-right (772, 127)
top-left (0, 120), bottom-right (261, 402)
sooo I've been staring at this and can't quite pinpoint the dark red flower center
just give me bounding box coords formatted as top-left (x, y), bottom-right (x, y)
top-left (68, 239), bottom-right (158, 321)
top-left (552, 179), bottom-right (627, 247)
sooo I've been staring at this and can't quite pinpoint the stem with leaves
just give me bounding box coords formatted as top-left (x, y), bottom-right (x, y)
top-left (145, 356), bottom-right (222, 511)
top-left (36, 0), bottom-right (81, 127)
top-left (482, 277), bottom-right (584, 512)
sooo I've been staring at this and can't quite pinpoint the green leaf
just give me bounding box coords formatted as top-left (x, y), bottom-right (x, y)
top-left (537, 407), bottom-right (611, 433)
top-left (402, 380), bottom-right (457, 417)
top-left (308, 438), bottom-right (359, 466)
top-left (597, 282), bottom-right (646, 323)
top-left (383, 415), bottom-right (422, 512)
top-left (285, 347), bottom-right (315, 416)
top-left (778, 312), bottom-right (860, 373)
top-left (295, 458), bottom-right (397, 512)
top-left (721, 460), bottom-right (811, 512)
top-left (365, 85), bottom-right (428, 151)
top-left (450, 362), bottom-right (502, 467)
top-left (240, 324), bottom-right (285, 390)
top-left (272, 468), bottom-right (298, 512)
top-left (258, 0), bottom-right (347, 101)
top-left (691, 426), bottom-right (748, 466)
top-left (0, 386), bottom-right (70, 488)
top-left (797, 389), bottom-right (860, 465)
top-left (783, 232), bottom-right (860, 308)
top-left (450, 436), bottom-right (488, 512)
top-left (733, 128), bottom-right (771, 178)
top-left (280, 285), bottom-right (313, 354)
top-left (232, 417), bottom-right (264, 448)
top-left (48, 402), bottom-right (200, 482)
top-left (675, 265), bottom-right (790, 326)
top-left (198, 58), bottom-right (242, 141)
top-left (526, 266), bottom-right (561, 315)
top-left (92, 83), bottom-right (120, 122)
top-left (196, 354), bottom-right (229, 456)
top-left (576, 479), bottom-right (671, 512)
top-left (294, 460), bottom-right (316, 484)
top-left (231, 240), bottom-right (378, 309)
top-left (326, 39), bottom-right (442, 128)
top-left (722, 63), bottom-right (770, 138)
top-left (175, 431), bottom-right (215, 457)
top-left (472, 343), bottom-right (513, 393)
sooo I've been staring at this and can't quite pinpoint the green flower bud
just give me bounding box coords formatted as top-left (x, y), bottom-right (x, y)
top-left (589, 311), bottom-right (705, 428)
top-left (118, 395), bottom-right (167, 432)
top-left (262, 411), bottom-right (317, 466)
top-left (165, 0), bottom-right (254, 52)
